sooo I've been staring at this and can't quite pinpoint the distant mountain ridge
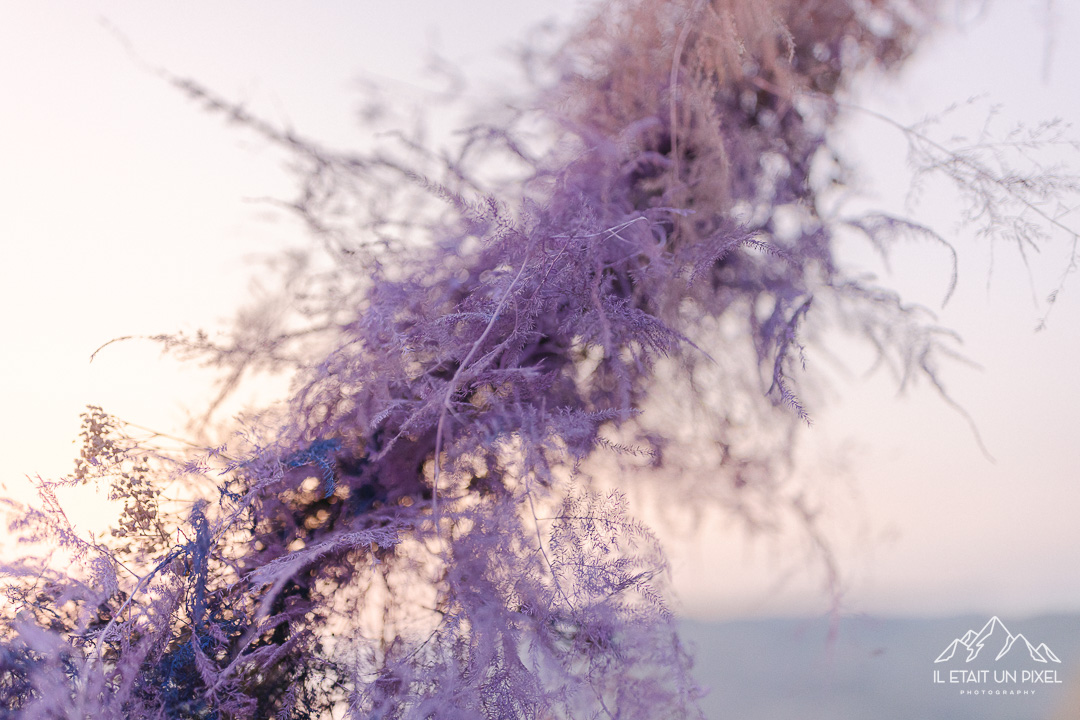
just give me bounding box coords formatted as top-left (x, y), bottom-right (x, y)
top-left (934, 616), bottom-right (1061, 663)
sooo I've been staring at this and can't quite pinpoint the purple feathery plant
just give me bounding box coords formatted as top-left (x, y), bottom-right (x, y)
top-left (3, 1), bottom-right (1078, 718)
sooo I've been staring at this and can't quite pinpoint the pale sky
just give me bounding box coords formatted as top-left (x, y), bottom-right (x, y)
top-left (1, 1), bottom-right (1078, 620)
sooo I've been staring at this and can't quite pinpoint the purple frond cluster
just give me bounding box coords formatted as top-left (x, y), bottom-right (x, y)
top-left (4, 0), bottom-right (1077, 717)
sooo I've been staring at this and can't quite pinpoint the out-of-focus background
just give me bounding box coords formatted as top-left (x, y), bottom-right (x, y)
top-left (2, 2), bottom-right (1078, 717)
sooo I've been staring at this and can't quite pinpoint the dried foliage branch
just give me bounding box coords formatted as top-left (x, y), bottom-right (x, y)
top-left (3, 1), bottom-right (1078, 718)
top-left (847, 101), bottom-right (1080, 328)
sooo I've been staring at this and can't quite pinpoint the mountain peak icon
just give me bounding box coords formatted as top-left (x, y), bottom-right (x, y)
top-left (933, 616), bottom-right (1061, 664)
top-left (934, 638), bottom-right (963, 663)
top-left (967, 616), bottom-right (1010, 662)
top-left (997, 633), bottom-right (1039, 662)
top-left (1037, 643), bottom-right (1061, 663)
